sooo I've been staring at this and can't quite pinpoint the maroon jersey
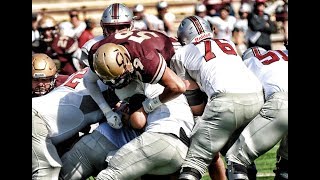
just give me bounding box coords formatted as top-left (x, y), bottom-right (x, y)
top-left (89, 30), bottom-right (176, 84)
top-left (51, 35), bottom-right (78, 62)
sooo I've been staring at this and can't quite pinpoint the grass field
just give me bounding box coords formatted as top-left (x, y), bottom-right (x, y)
top-left (201, 144), bottom-right (279, 180)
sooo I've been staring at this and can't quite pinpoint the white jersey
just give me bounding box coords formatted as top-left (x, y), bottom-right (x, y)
top-left (171, 39), bottom-right (262, 98)
top-left (210, 15), bottom-right (236, 40)
top-left (80, 35), bottom-right (105, 66)
top-left (109, 79), bottom-right (194, 139)
top-left (243, 49), bottom-right (288, 99)
top-left (32, 67), bottom-right (109, 144)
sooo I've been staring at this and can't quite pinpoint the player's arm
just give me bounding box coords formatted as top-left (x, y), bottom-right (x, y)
top-left (83, 68), bottom-right (110, 110)
top-left (159, 66), bottom-right (186, 103)
top-left (169, 47), bottom-right (206, 116)
top-left (71, 48), bottom-right (84, 71)
top-left (83, 68), bottom-right (122, 129)
top-left (142, 66), bottom-right (186, 113)
top-left (183, 79), bottom-right (207, 116)
top-left (142, 51), bottom-right (186, 113)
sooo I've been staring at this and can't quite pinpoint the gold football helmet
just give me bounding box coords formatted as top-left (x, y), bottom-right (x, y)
top-left (93, 43), bottom-right (133, 89)
top-left (32, 53), bottom-right (58, 96)
top-left (38, 15), bottom-right (58, 42)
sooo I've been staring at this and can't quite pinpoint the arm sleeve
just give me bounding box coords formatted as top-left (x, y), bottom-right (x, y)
top-left (170, 53), bottom-right (186, 80)
top-left (72, 48), bottom-right (83, 71)
top-left (83, 68), bottom-right (112, 112)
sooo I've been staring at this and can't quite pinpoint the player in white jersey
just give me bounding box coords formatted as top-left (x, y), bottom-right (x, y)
top-left (225, 47), bottom-right (288, 180)
top-left (169, 15), bottom-right (264, 180)
top-left (32, 67), bottom-right (121, 180)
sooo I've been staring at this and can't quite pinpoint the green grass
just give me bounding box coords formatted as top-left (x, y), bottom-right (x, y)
top-left (201, 144), bottom-right (279, 179)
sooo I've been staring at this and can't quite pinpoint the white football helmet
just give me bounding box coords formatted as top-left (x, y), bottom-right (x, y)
top-left (100, 3), bottom-right (134, 36)
top-left (177, 15), bottom-right (214, 45)
top-left (242, 46), bottom-right (267, 60)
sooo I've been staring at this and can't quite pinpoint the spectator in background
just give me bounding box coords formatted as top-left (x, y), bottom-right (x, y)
top-left (194, 3), bottom-right (215, 30)
top-left (32, 13), bottom-right (41, 54)
top-left (247, 0), bottom-right (277, 50)
top-left (68, 8), bottom-right (86, 39)
top-left (233, 2), bottom-right (252, 55)
top-left (203, 0), bottom-right (235, 17)
top-left (275, 0), bottom-right (288, 41)
top-left (78, 18), bottom-right (96, 48)
top-left (132, 4), bottom-right (165, 32)
top-left (156, 1), bottom-right (176, 37)
top-left (210, 5), bottom-right (236, 41)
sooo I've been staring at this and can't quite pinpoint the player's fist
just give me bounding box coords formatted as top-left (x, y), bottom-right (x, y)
top-left (104, 110), bottom-right (123, 129)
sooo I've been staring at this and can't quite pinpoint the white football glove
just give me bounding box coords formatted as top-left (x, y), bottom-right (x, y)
top-left (104, 110), bottom-right (123, 129)
top-left (142, 96), bottom-right (162, 113)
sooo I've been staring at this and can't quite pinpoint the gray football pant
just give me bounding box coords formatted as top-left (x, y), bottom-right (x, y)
top-left (96, 132), bottom-right (189, 180)
top-left (181, 92), bottom-right (264, 176)
top-left (59, 130), bottom-right (118, 180)
top-left (226, 92), bottom-right (288, 166)
top-left (32, 108), bottom-right (62, 180)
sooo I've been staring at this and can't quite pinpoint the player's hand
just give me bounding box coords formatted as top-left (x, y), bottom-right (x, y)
top-left (142, 96), bottom-right (162, 113)
top-left (104, 110), bottom-right (123, 129)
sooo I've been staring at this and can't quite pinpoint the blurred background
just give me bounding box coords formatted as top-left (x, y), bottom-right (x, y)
top-left (32, 0), bottom-right (287, 51)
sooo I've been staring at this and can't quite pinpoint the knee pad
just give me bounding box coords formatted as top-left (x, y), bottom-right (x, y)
top-left (179, 167), bottom-right (201, 180)
top-left (226, 161), bottom-right (249, 180)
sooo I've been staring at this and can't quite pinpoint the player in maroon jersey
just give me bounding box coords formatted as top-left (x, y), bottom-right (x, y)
top-left (33, 15), bottom-right (82, 75)
top-left (82, 29), bottom-right (185, 130)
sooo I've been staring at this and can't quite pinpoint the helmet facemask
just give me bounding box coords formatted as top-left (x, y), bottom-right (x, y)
top-left (32, 76), bottom-right (57, 96)
top-left (104, 66), bottom-right (133, 89)
top-left (100, 3), bottom-right (134, 37)
top-left (101, 23), bottom-right (132, 37)
top-left (32, 53), bottom-right (58, 96)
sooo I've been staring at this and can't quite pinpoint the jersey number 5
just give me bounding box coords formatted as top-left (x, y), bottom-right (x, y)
top-left (251, 47), bottom-right (288, 65)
